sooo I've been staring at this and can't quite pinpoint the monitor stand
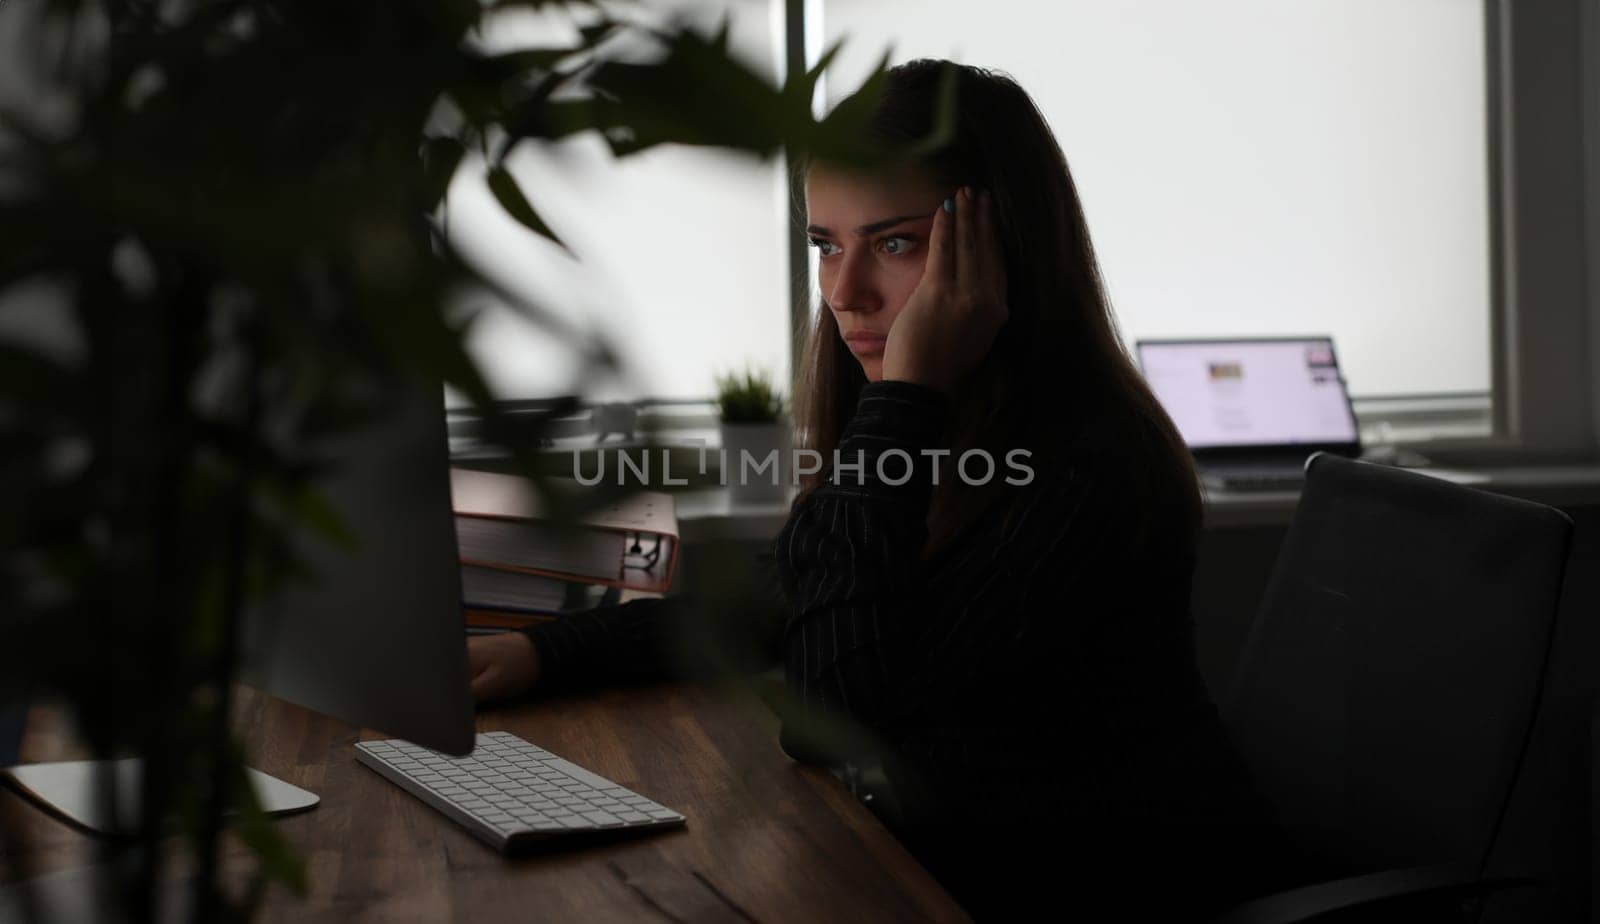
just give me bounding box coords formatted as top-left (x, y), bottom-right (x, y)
top-left (2, 758), bottom-right (318, 834)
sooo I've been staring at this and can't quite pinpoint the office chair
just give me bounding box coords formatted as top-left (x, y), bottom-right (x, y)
top-left (1214, 452), bottom-right (1573, 923)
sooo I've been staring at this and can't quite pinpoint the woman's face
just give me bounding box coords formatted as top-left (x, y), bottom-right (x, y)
top-left (805, 165), bottom-right (947, 382)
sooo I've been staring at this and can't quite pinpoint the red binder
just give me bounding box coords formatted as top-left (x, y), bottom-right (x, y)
top-left (449, 468), bottom-right (680, 594)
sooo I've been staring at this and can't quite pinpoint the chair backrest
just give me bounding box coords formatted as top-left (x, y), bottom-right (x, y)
top-left (0, 704), bottom-right (22, 766)
top-left (1223, 453), bottom-right (1572, 878)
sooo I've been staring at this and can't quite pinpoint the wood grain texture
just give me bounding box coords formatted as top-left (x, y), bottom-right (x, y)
top-left (3, 683), bottom-right (968, 922)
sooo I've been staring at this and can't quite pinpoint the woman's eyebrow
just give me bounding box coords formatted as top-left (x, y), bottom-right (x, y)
top-left (805, 213), bottom-right (927, 237)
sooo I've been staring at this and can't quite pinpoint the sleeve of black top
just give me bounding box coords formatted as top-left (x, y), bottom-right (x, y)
top-left (515, 548), bottom-right (788, 697)
top-left (513, 597), bottom-right (671, 696)
top-left (772, 379), bottom-right (952, 760)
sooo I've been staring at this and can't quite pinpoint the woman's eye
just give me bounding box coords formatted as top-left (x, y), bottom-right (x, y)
top-left (878, 236), bottom-right (915, 256)
top-left (808, 238), bottom-right (839, 257)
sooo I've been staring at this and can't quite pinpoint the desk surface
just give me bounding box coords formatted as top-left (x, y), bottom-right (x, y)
top-left (3, 684), bottom-right (967, 922)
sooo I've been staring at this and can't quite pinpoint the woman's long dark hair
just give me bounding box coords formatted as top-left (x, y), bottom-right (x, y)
top-left (793, 59), bottom-right (1201, 559)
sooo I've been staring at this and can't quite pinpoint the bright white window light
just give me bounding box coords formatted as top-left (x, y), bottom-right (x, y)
top-left (444, 0), bottom-right (790, 406)
top-left (818, 0), bottom-right (1490, 398)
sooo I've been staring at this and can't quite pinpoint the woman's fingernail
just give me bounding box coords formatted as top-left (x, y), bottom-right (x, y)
top-left (943, 197), bottom-right (954, 214)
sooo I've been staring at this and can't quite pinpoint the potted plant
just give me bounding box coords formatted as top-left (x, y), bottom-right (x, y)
top-left (0, 0), bottom-right (949, 915)
top-left (0, 3), bottom-right (908, 914)
top-left (716, 368), bottom-right (791, 504)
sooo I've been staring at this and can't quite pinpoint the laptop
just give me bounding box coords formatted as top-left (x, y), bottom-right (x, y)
top-left (1135, 337), bottom-right (1362, 491)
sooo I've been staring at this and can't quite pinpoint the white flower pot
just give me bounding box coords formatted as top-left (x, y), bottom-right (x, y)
top-left (719, 420), bottom-right (791, 504)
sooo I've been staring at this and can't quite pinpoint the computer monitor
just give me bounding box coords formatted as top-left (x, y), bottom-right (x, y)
top-left (239, 375), bottom-right (475, 757)
top-left (1135, 336), bottom-right (1362, 460)
top-left (2, 374), bottom-right (476, 829)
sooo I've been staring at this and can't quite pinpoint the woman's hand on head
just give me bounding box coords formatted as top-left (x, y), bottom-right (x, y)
top-left (881, 186), bottom-right (1009, 393)
top-left (467, 631), bottom-right (542, 705)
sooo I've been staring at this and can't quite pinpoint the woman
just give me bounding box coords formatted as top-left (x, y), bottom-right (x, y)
top-left (469, 59), bottom-right (1295, 919)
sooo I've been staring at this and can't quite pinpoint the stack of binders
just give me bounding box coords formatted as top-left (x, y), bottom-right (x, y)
top-left (450, 468), bottom-right (679, 628)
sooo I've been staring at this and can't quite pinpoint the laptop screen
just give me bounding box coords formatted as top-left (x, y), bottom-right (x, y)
top-left (1136, 338), bottom-right (1360, 451)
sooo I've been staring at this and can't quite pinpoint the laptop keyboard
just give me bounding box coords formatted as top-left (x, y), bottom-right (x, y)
top-left (354, 731), bottom-right (685, 852)
top-left (1210, 473), bottom-right (1305, 490)
top-left (1201, 467), bottom-right (1307, 492)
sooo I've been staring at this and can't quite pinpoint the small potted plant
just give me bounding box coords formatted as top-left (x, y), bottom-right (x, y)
top-left (716, 368), bottom-right (791, 503)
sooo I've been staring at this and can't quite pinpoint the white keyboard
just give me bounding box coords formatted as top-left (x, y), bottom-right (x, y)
top-left (354, 731), bottom-right (686, 852)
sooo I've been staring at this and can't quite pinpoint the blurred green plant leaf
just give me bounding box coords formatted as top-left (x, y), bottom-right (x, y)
top-left (0, 3), bottom-right (891, 918)
top-left (485, 165), bottom-right (566, 251)
top-left (503, 98), bottom-right (599, 148)
top-left (709, 12), bottom-right (731, 54)
top-left (229, 751), bottom-right (308, 896)
top-left (578, 18), bottom-right (619, 48)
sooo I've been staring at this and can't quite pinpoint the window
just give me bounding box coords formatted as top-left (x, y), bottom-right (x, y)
top-left (816, 0), bottom-right (1492, 403)
top-left (444, 0), bottom-right (791, 407)
top-left (455, 2), bottom-right (1598, 456)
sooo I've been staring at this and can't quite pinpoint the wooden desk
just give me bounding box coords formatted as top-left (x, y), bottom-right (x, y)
top-left (4, 684), bottom-right (967, 922)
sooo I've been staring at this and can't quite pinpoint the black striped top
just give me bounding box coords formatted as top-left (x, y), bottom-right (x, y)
top-left (521, 380), bottom-right (1292, 918)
